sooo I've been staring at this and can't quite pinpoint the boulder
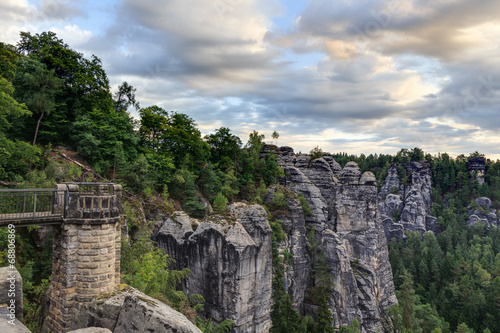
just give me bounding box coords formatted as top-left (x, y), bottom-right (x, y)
top-left (0, 307), bottom-right (30, 333)
top-left (0, 267), bottom-right (23, 322)
top-left (75, 286), bottom-right (201, 333)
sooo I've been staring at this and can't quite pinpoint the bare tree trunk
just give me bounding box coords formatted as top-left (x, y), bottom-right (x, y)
top-left (32, 111), bottom-right (44, 146)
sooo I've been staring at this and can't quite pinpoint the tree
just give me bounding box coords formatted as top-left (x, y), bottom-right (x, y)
top-left (0, 76), bottom-right (30, 133)
top-left (16, 31), bottom-right (113, 144)
top-left (139, 105), bottom-right (170, 152)
top-left (114, 81), bottom-right (139, 113)
top-left (0, 42), bottom-right (21, 81)
top-left (13, 57), bottom-right (61, 145)
top-left (212, 193), bottom-right (228, 213)
top-left (272, 131), bottom-right (279, 146)
top-left (205, 127), bottom-right (242, 170)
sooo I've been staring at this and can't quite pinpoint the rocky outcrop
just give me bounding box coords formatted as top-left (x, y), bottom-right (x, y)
top-left (378, 162), bottom-right (438, 240)
top-left (152, 146), bottom-right (397, 332)
top-left (276, 148), bottom-right (397, 332)
top-left (74, 286), bottom-right (201, 333)
top-left (467, 197), bottom-right (498, 229)
top-left (326, 165), bottom-right (397, 331)
top-left (264, 187), bottom-right (309, 308)
top-left (152, 205), bottom-right (273, 333)
top-left (467, 157), bottom-right (486, 185)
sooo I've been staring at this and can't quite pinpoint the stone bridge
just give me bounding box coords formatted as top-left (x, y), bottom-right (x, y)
top-left (0, 183), bottom-right (124, 333)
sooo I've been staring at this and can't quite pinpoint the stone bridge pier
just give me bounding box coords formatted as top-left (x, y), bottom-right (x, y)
top-left (44, 183), bottom-right (124, 333)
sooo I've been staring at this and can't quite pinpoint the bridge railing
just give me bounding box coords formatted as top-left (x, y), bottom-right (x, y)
top-left (0, 188), bottom-right (65, 221)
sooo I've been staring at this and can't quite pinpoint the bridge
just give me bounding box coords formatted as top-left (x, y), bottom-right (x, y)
top-left (0, 183), bottom-right (124, 333)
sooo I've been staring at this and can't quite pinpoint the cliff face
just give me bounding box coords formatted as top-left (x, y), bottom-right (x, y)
top-left (278, 149), bottom-right (397, 332)
top-left (152, 205), bottom-right (273, 333)
top-left (152, 146), bottom-right (397, 332)
top-left (378, 162), bottom-right (439, 241)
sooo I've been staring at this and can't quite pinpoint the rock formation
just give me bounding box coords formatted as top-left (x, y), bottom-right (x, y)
top-left (152, 205), bottom-right (273, 333)
top-left (152, 146), bottom-right (397, 332)
top-left (467, 157), bottom-right (486, 185)
top-left (74, 286), bottom-right (202, 333)
top-left (276, 147), bottom-right (397, 332)
top-left (378, 162), bottom-right (439, 241)
top-left (467, 197), bottom-right (498, 229)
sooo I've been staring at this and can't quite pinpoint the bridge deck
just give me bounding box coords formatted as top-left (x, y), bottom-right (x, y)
top-left (0, 212), bottom-right (63, 227)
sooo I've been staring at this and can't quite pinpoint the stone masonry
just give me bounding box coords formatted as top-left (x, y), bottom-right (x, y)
top-left (44, 183), bottom-right (124, 333)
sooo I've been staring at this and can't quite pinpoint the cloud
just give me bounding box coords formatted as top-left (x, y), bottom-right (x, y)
top-left (1, 0), bottom-right (500, 159)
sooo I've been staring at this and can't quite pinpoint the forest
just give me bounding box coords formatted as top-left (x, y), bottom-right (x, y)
top-left (1, 32), bottom-right (500, 333)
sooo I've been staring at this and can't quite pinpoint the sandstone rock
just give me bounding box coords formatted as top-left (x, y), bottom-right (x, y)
top-left (359, 172), bottom-right (376, 186)
top-left (0, 307), bottom-right (30, 333)
top-left (322, 154), bottom-right (342, 177)
top-left (152, 204), bottom-right (273, 333)
top-left (339, 162), bottom-right (362, 185)
top-left (278, 165), bottom-right (329, 230)
top-left (467, 197), bottom-right (498, 228)
top-left (329, 177), bottom-right (397, 332)
top-left (75, 286), bottom-right (201, 333)
top-left (114, 294), bottom-right (201, 333)
top-left (378, 162), bottom-right (438, 240)
top-left (0, 267), bottom-right (23, 322)
top-left (68, 328), bottom-right (112, 333)
top-left (467, 157), bottom-right (486, 185)
top-left (265, 190), bottom-right (310, 308)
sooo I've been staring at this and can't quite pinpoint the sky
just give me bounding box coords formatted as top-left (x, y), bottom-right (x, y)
top-left (1, 0), bottom-right (500, 159)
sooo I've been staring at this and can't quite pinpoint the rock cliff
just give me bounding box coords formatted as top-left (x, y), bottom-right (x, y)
top-left (152, 146), bottom-right (397, 332)
top-left (276, 147), bottom-right (397, 332)
top-left (152, 205), bottom-right (273, 333)
top-left (378, 162), bottom-right (439, 241)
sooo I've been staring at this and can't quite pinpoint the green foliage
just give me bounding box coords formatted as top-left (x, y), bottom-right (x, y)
top-left (391, 186), bottom-right (400, 194)
top-left (309, 146), bottom-right (323, 161)
top-left (305, 227), bottom-right (335, 332)
top-left (196, 318), bottom-right (234, 333)
top-left (338, 318), bottom-right (360, 333)
top-left (16, 31), bottom-right (114, 144)
top-left (0, 136), bottom-right (43, 181)
top-left (212, 192), bottom-right (228, 213)
top-left (13, 56), bottom-right (62, 145)
top-left (298, 192), bottom-right (313, 217)
top-left (121, 235), bottom-right (192, 308)
top-left (119, 154), bottom-right (156, 194)
top-left (184, 197), bottom-right (207, 219)
top-left (270, 220), bottom-right (286, 242)
top-left (267, 188), bottom-right (289, 212)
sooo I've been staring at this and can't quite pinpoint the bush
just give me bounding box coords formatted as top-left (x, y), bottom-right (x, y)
top-left (298, 192), bottom-right (313, 217)
top-left (268, 190), bottom-right (289, 212)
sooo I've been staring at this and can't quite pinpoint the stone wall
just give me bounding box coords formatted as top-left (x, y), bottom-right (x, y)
top-left (44, 183), bottom-right (124, 333)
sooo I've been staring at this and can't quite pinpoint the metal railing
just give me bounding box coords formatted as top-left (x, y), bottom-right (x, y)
top-left (0, 188), bottom-right (64, 221)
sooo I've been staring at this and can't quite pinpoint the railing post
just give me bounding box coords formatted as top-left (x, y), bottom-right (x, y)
top-left (33, 191), bottom-right (37, 219)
